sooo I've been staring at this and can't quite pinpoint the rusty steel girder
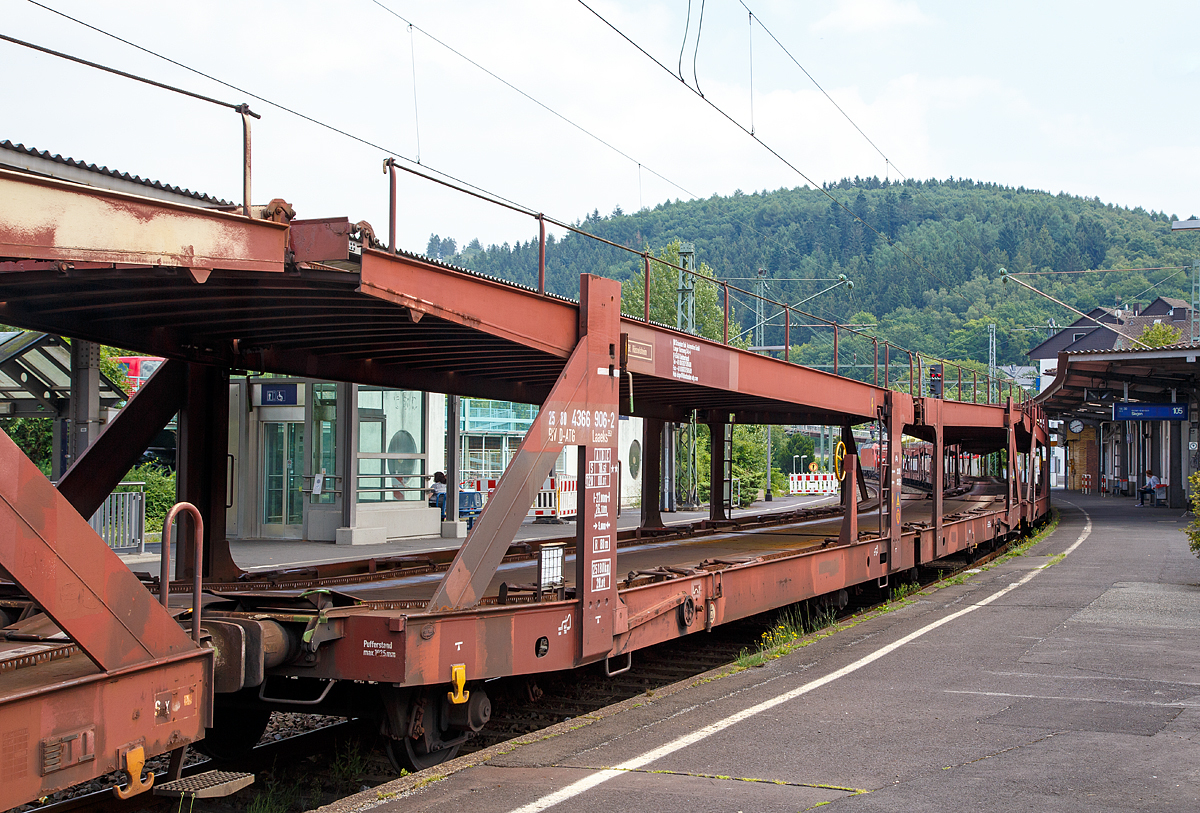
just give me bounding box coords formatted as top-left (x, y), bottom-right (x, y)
top-left (359, 248), bottom-right (579, 359)
top-left (426, 275), bottom-right (622, 666)
top-left (0, 427), bottom-right (198, 670)
top-left (0, 168), bottom-right (288, 274)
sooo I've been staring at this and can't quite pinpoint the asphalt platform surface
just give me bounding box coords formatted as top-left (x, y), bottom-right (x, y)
top-left (318, 492), bottom-right (1200, 813)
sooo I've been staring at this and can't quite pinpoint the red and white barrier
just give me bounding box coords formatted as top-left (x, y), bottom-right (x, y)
top-left (788, 472), bottom-right (839, 496)
top-left (463, 474), bottom-right (579, 519)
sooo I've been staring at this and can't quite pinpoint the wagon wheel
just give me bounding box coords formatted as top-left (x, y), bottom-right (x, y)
top-left (383, 690), bottom-right (465, 774)
top-left (833, 441), bottom-right (847, 482)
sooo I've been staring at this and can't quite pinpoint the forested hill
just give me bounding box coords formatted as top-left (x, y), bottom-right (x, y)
top-left (425, 178), bottom-right (1198, 366)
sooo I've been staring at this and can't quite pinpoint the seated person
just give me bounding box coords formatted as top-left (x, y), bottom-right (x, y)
top-left (429, 471), bottom-right (447, 509)
top-left (1137, 469), bottom-right (1160, 506)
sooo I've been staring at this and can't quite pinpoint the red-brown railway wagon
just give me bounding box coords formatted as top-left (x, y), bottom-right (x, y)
top-left (0, 169), bottom-right (1049, 804)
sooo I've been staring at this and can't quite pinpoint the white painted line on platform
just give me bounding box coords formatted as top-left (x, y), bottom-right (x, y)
top-left (983, 670), bottom-right (1200, 687)
top-left (944, 689), bottom-right (1196, 707)
top-left (507, 505), bottom-right (1090, 813)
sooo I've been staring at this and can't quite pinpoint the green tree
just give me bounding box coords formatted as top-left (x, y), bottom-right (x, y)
top-left (0, 417), bottom-right (52, 473)
top-left (621, 240), bottom-right (729, 342)
top-left (772, 429), bottom-right (816, 476)
top-left (1137, 321), bottom-right (1183, 348)
top-left (122, 462), bottom-right (176, 527)
top-left (731, 425), bottom-right (768, 506)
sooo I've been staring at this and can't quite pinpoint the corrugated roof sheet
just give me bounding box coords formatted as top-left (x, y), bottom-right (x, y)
top-left (1065, 341), bottom-right (1200, 355)
top-left (0, 140), bottom-right (231, 206)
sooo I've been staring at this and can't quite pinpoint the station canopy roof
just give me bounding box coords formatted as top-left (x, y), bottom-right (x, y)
top-left (0, 332), bottom-right (126, 417)
top-left (1033, 344), bottom-right (1200, 421)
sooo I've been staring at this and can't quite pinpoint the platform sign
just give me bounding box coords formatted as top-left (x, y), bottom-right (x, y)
top-left (1112, 402), bottom-right (1188, 421)
top-left (253, 382), bottom-right (300, 406)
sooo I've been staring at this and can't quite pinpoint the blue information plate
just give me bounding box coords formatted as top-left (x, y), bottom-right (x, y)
top-left (260, 382), bottom-right (298, 405)
top-left (1112, 402), bottom-right (1188, 421)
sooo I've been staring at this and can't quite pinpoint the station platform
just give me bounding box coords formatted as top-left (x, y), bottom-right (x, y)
top-left (317, 492), bottom-right (1200, 813)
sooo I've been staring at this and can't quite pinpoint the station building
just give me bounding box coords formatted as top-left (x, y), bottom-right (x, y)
top-left (1030, 298), bottom-right (1198, 507)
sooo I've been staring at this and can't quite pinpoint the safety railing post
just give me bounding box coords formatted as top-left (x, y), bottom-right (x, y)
top-left (873, 339), bottom-right (878, 387)
top-left (383, 157), bottom-right (397, 252)
top-left (833, 325), bottom-right (839, 376)
top-left (723, 283), bottom-right (729, 344)
top-left (643, 253), bottom-right (651, 324)
top-left (784, 308), bottom-right (790, 362)
top-left (537, 214), bottom-right (546, 295)
top-left (238, 104), bottom-right (254, 218)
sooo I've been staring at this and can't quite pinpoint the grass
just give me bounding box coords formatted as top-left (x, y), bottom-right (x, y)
top-left (889, 580), bottom-right (924, 602)
top-left (735, 603), bottom-right (841, 668)
top-left (329, 738), bottom-right (369, 790)
top-left (243, 762), bottom-right (324, 813)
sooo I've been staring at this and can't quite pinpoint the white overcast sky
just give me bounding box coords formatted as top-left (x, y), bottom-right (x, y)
top-left (4, 0), bottom-right (1198, 256)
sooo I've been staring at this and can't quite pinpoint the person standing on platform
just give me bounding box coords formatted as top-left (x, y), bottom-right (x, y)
top-left (1138, 469), bottom-right (1160, 506)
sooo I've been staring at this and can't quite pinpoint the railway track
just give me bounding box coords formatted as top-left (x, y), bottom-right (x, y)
top-left (13, 522), bottom-right (1042, 813)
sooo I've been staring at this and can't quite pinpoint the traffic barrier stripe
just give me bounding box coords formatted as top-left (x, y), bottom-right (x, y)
top-left (467, 475), bottom-right (579, 519)
top-left (787, 473), bottom-right (839, 496)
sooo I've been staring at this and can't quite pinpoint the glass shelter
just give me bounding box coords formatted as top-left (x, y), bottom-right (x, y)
top-left (226, 378), bottom-right (446, 544)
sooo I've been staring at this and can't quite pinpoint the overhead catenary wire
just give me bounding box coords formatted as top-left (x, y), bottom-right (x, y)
top-left (747, 10), bottom-right (755, 136)
top-left (737, 2), bottom-right (892, 173)
top-left (1129, 268), bottom-right (1187, 302)
top-left (678, 0), bottom-right (693, 82)
top-left (573, 0), bottom-right (973, 310)
top-left (692, 0), bottom-right (707, 97)
top-left (367, 0), bottom-right (698, 202)
top-left (1010, 265), bottom-right (1188, 276)
top-left (734, 1), bottom-right (1029, 308)
top-left (408, 23), bottom-right (421, 164)
top-left (365, 0), bottom-right (851, 296)
top-left (1000, 270), bottom-right (1150, 349)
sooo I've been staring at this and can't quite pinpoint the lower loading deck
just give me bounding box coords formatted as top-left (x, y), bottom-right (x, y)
top-left (284, 493), bottom-right (1003, 604)
top-left (206, 487), bottom-right (1023, 691)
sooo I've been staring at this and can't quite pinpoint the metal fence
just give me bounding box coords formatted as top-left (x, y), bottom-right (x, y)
top-left (89, 482), bottom-right (146, 554)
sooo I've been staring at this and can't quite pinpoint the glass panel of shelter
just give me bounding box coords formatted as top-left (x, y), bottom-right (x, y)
top-left (310, 382), bottom-right (337, 505)
top-left (356, 386), bottom-right (426, 503)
